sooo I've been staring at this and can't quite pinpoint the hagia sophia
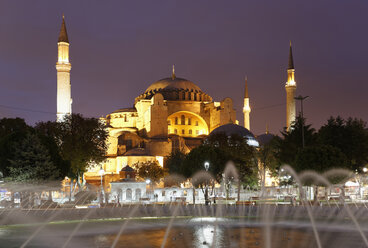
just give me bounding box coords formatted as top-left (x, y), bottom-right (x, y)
top-left (55, 17), bottom-right (297, 187)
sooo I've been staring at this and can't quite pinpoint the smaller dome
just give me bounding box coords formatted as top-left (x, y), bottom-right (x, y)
top-left (210, 123), bottom-right (259, 147)
top-left (121, 165), bottom-right (135, 172)
top-left (257, 133), bottom-right (275, 146)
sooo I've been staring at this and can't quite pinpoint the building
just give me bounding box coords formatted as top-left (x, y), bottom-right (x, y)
top-left (84, 66), bottom-right (237, 183)
top-left (55, 17), bottom-right (297, 186)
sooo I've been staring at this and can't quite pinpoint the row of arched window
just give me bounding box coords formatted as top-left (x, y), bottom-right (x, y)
top-left (170, 115), bottom-right (199, 126)
top-left (170, 129), bottom-right (200, 135)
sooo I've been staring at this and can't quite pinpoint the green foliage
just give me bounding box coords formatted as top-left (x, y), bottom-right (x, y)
top-left (294, 145), bottom-right (348, 173)
top-left (183, 132), bottom-right (258, 187)
top-left (277, 115), bottom-right (317, 166)
top-left (6, 132), bottom-right (59, 183)
top-left (35, 121), bottom-right (70, 178)
top-left (0, 118), bottom-right (31, 177)
top-left (318, 116), bottom-right (368, 171)
top-left (0, 118), bottom-right (64, 182)
top-left (37, 114), bottom-right (108, 179)
top-left (257, 136), bottom-right (280, 187)
top-left (182, 145), bottom-right (228, 182)
top-left (166, 149), bottom-right (186, 176)
top-left (134, 161), bottom-right (165, 184)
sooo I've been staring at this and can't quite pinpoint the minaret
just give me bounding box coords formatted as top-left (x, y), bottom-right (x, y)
top-left (171, 64), bottom-right (176, 80)
top-left (56, 15), bottom-right (72, 121)
top-left (285, 41), bottom-right (296, 131)
top-left (243, 76), bottom-right (251, 130)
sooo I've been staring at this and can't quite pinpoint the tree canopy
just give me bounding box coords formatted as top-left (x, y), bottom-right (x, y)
top-left (318, 116), bottom-right (368, 172)
top-left (36, 114), bottom-right (108, 181)
top-left (134, 161), bottom-right (165, 184)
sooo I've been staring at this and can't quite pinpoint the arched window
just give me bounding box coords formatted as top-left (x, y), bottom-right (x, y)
top-left (174, 129), bottom-right (178, 134)
top-left (126, 189), bottom-right (132, 200)
top-left (189, 129), bottom-right (192, 135)
top-left (175, 117), bottom-right (178, 125)
top-left (188, 118), bottom-right (192, 125)
top-left (181, 115), bottom-right (185, 125)
top-left (182, 129), bottom-right (185, 135)
top-left (135, 189), bottom-right (141, 201)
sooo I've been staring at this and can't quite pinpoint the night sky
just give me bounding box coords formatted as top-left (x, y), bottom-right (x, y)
top-left (1, 0), bottom-right (367, 135)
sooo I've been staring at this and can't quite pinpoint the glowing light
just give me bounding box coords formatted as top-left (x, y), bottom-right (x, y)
top-left (286, 80), bottom-right (296, 86)
top-left (99, 166), bottom-right (105, 176)
top-left (155, 156), bottom-right (164, 167)
top-left (246, 139), bottom-right (259, 147)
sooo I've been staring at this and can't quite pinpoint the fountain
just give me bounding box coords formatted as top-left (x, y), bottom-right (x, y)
top-left (0, 164), bottom-right (368, 247)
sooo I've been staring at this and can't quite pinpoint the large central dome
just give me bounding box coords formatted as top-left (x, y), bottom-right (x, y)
top-left (145, 77), bottom-right (202, 93)
top-left (135, 73), bottom-right (212, 102)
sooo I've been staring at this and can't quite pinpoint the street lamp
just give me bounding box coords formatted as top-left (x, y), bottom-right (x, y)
top-left (204, 161), bottom-right (210, 205)
top-left (204, 161), bottom-right (210, 171)
top-left (99, 166), bottom-right (105, 204)
top-left (294, 95), bottom-right (309, 148)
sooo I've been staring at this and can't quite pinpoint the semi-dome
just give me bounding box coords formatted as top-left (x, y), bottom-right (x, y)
top-left (135, 73), bottom-right (212, 102)
top-left (209, 123), bottom-right (259, 147)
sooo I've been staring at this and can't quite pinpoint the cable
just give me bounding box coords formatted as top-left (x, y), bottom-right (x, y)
top-left (0, 104), bottom-right (55, 115)
top-left (253, 102), bottom-right (285, 111)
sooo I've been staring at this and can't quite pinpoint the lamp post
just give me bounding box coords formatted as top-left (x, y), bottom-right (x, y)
top-left (294, 95), bottom-right (309, 148)
top-left (204, 161), bottom-right (210, 205)
top-left (99, 166), bottom-right (105, 204)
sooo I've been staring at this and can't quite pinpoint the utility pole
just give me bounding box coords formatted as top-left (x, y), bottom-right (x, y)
top-left (294, 95), bottom-right (309, 148)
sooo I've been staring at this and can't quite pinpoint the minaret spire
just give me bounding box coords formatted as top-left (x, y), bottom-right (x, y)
top-left (171, 64), bottom-right (176, 80)
top-left (288, 41), bottom-right (294, 70)
top-left (244, 76), bottom-right (249, 98)
top-left (285, 41), bottom-right (297, 130)
top-left (58, 14), bottom-right (69, 43)
top-left (243, 76), bottom-right (251, 130)
top-left (56, 15), bottom-right (72, 121)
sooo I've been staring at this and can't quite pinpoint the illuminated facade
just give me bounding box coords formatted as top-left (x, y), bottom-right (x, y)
top-left (53, 16), bottom-right (296, 186)
top-left (56, 16), bottom-right (72, 122)
top-left (285, 42), bottom-right (296, 130)
top-left (84, 67), bottom-right (237, 183)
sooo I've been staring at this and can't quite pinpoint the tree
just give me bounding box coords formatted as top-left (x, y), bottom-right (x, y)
top-left (0, 118), bottom-right (31, 177)
top-left (294, 144), bottom-right (349, 202)
top-left (42, 114), bottom-right (108, 189)
top-left (6, 132), bottom-right (59, 182)
top-left (183, 145), bottom-right (227, 204)
top-left (257, 136), bottom-right (280, 190)
top-left (166, 149), bottom-right (186, 176)
top-left (134, 161), bottom-right (165, 184)
top-left (205, 132), bottom-right (258, 188)
top-left (277, 115), bottom-right (317, 166)
top-left (35, 121), bottom-right (70, 178)
top-left (318, 116), bottom-right (368, 172)
top-left (294, 145), bottom-right (348, 175)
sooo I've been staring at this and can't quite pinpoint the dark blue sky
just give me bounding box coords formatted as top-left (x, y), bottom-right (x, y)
top-left (0, 0), bottom-right (367, 135)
